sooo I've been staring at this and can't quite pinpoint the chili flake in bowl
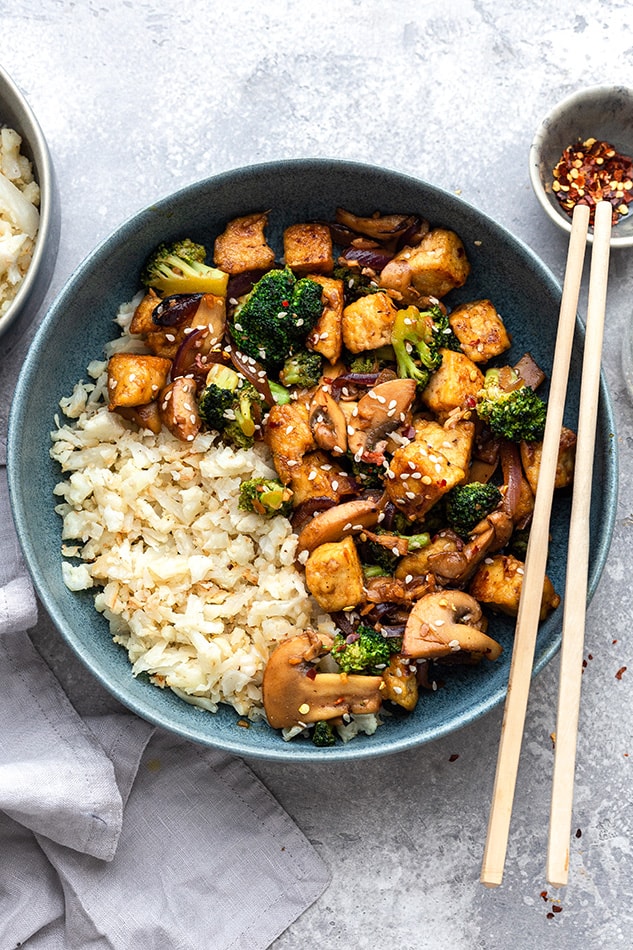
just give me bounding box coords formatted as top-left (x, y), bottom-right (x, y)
top-left (529, 85), bottom-right (633, 247)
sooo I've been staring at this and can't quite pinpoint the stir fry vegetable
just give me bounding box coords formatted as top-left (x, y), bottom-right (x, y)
top-left (106, 206), bottom-right (576, 747)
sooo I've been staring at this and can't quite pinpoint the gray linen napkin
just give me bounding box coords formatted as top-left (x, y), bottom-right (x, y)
top-left (0, 461), bottom-right (330, 949)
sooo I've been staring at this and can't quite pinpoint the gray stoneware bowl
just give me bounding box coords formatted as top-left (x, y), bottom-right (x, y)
top-left (0, 63), bottom-right (59, 339)
top-left (8, 159), bottom-right (618, 761)
top-left (529, 85), bottom-right (633, 247)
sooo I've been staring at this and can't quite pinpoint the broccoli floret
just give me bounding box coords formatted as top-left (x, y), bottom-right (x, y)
top-left (431, 308), bottom-right (462, 352)
top-left (477, 367), bottom-right (547, 442)
top-left (333, 264), bottom-right (381, 303)
top-left (198, 363), bottom-right (263, 448)
top-left (279, 349), bottom-right (323, 388)
top-left (141, 238), bottom-right (228, 296)
top-left (445, 482), bottom-right (503, 538)
top-left (348, 346), bottom-right (395, 375)
top-left (238, 478), bottom-right (293, 518)
top-left (364, 532), bottom-right (430, 574)
top-left (230, 268), bottom-right (322, 371)
top-left (391, 305), bottom-right (443, 389)
top-left (509, 527), bottom-right (530, 560)
top-left (330, 623), bottom-right (401, 674)
top-left (312, 720), bottom-right (336, 747)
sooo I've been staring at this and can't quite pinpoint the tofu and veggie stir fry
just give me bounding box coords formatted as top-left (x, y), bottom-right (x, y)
top-left (104, 206), bottom-right (574, 746)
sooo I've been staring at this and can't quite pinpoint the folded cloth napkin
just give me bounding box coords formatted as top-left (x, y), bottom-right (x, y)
top-left (0, 461), bottom-right (330, 949)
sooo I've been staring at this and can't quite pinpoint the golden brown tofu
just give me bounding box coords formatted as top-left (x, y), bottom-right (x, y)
top-left (129, 289), bottom-right (161, 336)
top-left (306, 275), bottom-right (344, 364)
top-left (283, 223), bottom-right (333, 275)
top-left (520, 426), bottom-right (577, 495)
top-left (264, 402), bottom-right (316, 484)
top-left (381, 654), bottom-right (419, 711)
top-left (380, 228), bottom-right (470, 301)
top-left (286, 450), bottom-right (356, 506)
top-left (448, 299), bottom-right (512, 363)
top-left (342, 291), bottom-right (398, 353)
top-left (385, 436), bottom-right (467, 518)
top-left (304, 536), bottom-right (365, 612)
top-left (420, 349), bottom-right (484, 419)
top-left (213, 212), bottom-right (276, 275)
top-left (413, 419), bottom-right (475, 475)
top-left (160, 376), bottom-right (201, 442)
top-left (107, 354), bottom-right (171, 410)
top-left (469, 553), bottom-right (560, 620)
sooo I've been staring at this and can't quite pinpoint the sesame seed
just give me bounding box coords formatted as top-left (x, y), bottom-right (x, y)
top-left (165, 334), bottom-right (175, 343)
top-left (405, 491), bottom-right (416, 500)
top-left (347, 425), bottom-right (355, 435)
top-left (308, 471), bottom-right (317, 481)
top-left (298, 703), bottom-right (310, 714)
top-left (421, 475), bottom-right (432, 485)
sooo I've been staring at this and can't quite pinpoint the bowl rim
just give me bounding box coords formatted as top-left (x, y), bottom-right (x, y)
top-left (0, 63), bottom-right (57, 337)
top-left (528, 84), bottom-right (633, 248)
top-left (7, 158), bottom-right (620, 760)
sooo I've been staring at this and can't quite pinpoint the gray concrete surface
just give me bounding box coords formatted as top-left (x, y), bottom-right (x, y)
top-left (2, 2), bottom-right (633, 947)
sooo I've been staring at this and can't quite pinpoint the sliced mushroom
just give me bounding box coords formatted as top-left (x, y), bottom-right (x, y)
top-left (402, 590), bottom-right (502, 661)
top-left (262, 632), bottom-right (384, 729)
top-left (427, 509), bottom-right (513, 585)
top-left (347, 378), bottom-right (417, 464)
top-left (295, 497), bottom-right (382, 556)
top-left (309, 386), bottom-right (348, 455)
top-left (335, 207), bottom-right (420, 243)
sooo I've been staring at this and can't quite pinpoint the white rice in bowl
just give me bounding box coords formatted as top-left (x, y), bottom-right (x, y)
top-left (50, 297), bottom-right (335, 721)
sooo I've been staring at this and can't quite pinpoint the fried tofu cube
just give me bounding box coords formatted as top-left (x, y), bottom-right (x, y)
top-left (342, 291), bottom-right (398, 353)
top-left (520, 426), bottom-right (577, 495)
top-left (286, 450), bottom-right (356, 506)
top-left (420, 349), bottom-right (484, 419)
top-left (283, 223), bottom-right (333, 275)
top-left (305, 536), bottom-right (365, 612)
top-left (382, 654), bottom-right (419, 711)
top-left (213, 212), bottom-right (276, 275)
top-left (414, 419), bottom-right (475, 475)
top-left (107, 354), bottom-right (171, 410)
top-left (386, 435), bottom-right (467, 518)
top-left (306, 275), bottom-right (344, 364)
top-left (129, 289), bottom-right (161, 336)
top-left (448, 299), bottom-right (512, 363)
top-left (469, 553), bottom-right (560, 620)
top-left (160, 376), bottom-right (201, 443)
top-left (380, 228), bottom-right (470, 301)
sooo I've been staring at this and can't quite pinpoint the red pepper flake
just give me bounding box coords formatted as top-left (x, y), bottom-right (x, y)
top-left (575, 828), bottom-right (582, 838)
top-left (449, 753), bottom-right (459, 762)
top-left (552, 905), bottom-right (563, 915)
top-left (547, 912), bottom-right (555, 920)
top-left (305, 667), bottom-right (317, 680)
top-left (616, 666), bottom-right (627, 680)
top-left (552, 137), bottom-right (633, 227)
top-left (540, 890), bottom-right (548, 901)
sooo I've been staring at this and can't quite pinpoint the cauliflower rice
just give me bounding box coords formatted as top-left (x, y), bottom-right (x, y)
top-left (50, 297), bottom-right (334, 720)
top-left (0, 127), bottom-right (40, 318)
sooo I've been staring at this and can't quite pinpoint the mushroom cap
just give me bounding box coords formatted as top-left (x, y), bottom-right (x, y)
top-left (295, 496), bottom-right (382, 555)
top-left (347, 378), bottom-right (417, 462)
top-left (262, 632), bottom-right (384, 730)
top-left (402, 590), bottom-right (502, 661)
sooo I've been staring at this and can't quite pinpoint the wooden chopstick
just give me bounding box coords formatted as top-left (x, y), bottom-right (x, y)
top-left (547, 198), bottom-right (612, 886)
top-left (480, 202), bottom-right (591, 888)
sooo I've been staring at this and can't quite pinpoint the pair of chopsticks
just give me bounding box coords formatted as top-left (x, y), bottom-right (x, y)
top-left (480, 199), bottom-right (612, 889)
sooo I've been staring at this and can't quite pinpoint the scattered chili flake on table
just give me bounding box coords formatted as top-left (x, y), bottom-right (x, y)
top-left (552, 137), bottom-right (633, 226)
top-left (615, 666), bottom-right (627, 680)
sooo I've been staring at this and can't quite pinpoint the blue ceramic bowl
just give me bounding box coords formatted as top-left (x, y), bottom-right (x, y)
top-left (8, 159), bottom-right (618, 761)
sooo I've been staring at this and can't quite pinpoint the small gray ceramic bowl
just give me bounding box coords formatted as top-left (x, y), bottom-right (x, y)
top-left (529, 85), bottom-right (633, 247)
top-left (0, 64), bottom-right (59, 339)
top-left (8, 159), bottom-right (618, 761)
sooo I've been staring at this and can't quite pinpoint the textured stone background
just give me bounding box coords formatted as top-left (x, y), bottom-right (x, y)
top-left (2, 2), bottom-right (633, 947)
